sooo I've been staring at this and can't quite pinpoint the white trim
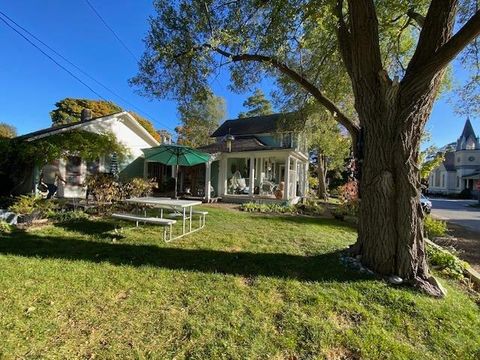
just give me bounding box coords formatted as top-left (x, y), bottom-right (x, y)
top-left (24, 111), bottom-right (160, 147)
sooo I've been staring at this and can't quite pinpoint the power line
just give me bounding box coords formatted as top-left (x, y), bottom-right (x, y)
top-left (84, 0), bottom-right (139, 63)
top-left (0, 10), bottom-right (175, 132)
top-left (0, 14), bottom-right (108, 101)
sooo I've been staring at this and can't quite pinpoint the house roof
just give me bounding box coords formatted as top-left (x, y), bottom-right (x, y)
top-left (16, 111), bottom-right (159, 146)
top-left (16, 112), bottom-right (125, 141)
top-left (443, 151), bottom-right (456, 171)
top-left (198, 136), bottom-right (274, 154)
top-left (210, 112), bottom-right (298, 138)
top-left (460, 118), bottom-right (477, 140)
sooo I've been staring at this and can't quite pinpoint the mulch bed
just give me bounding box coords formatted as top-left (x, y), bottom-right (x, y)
top-left (433, 222), bottom-right (480, 273)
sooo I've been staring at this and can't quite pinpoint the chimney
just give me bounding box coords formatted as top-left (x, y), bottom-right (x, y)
top-left (81, 108), bottom-right (92, 122)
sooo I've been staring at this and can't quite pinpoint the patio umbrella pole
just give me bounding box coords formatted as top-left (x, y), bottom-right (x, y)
top-left (175, 161), bottom-right (179, 199)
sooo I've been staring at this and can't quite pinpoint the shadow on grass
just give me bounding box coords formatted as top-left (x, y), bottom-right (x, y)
top-left (242, 212), bottom-right (358, 230)
top-left (55, 219), bottom-right (119, 239)
top-left (0, 227), bottom-right (365, 283)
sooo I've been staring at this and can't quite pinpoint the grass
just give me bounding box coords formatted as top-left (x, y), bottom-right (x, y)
top-left (0, 205), bottom-right (479, 359)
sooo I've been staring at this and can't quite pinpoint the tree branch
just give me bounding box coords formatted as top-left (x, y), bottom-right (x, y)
top-left (424, 9), bottom-right (480, 74)
top-left (406, 0), bottom-right (457, 75)
top-left (204, 45), bottom-right (360, 135)
top-left (347, 0), bottom-right (383, 81)
top-left (334, 0), bottom-right (353, 79)
top-left (404, 7), bottom-right (480, 92)
top-left (406, 8), bottom-right (425, 28)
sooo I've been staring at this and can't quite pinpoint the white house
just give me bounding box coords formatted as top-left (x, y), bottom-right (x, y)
top-left (154, 113), bottom-right (309, 204)
top-left (428, 118), bottom-right (480, 197)
top-left (18, 111), bottom-right (160, 198)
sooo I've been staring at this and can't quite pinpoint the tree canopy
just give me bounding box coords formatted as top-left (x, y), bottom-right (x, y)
top-left (50, 98), bottom-right (162, 142)
top-left (238, 89), bottom-right (273, 118)
top-left (0, 122), bottom-right (17, 139)
top-left (176, 93), bottom-right (226, 147)
top-left (132, 0), bottom-right (480, 296)
top-left (0, 130), bottom-right (127, 196)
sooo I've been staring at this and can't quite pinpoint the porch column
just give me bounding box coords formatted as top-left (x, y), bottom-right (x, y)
top-left (205, 161), bottom-right (212, 202)
top-left (284, 156), bottom-right (290, 200)
top-left (304, 161), bottom-right (309, 196)
top-left (249, 156), bottom-right (255, 197)
top-left (219, 158), bottom-right (226, 196)
top-left (143, 159), bottom-right (148, 179)
top-left (294, 158), bottom-right (299, 198)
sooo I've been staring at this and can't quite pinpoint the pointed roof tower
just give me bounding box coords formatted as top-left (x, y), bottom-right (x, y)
top-left (456, 118), bottom-right (480, 150)
top-left (461, 118), bottom-right (476, 139)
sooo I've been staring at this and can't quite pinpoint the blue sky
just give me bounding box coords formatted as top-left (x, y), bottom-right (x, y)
top-left (0, 0), bottom-right (478, 146)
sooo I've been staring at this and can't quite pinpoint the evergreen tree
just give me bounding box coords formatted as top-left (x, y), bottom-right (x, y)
top-left (238, 89), bottom-right (273, 118)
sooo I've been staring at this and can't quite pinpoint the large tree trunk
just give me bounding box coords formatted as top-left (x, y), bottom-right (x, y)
top-left (317, 154), bottom-right (328, 200)
top-left (338, 0), bottom-right (463, 297)
top-left (351, 72), bottom-right (446, 297)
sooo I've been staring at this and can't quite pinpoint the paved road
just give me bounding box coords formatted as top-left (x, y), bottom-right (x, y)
top-left (430, 198), bottom-right (480, 234)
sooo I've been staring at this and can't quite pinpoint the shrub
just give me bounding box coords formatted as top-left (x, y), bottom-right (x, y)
top-left (85, 173), bottom-right (122, 203)
top-left (48, 210), bottom-right (89, 222)
top-left (296, 198), bottom-right (325, 215)
top-left (338, 180), bottom-right (359, 203)
top-left (240, 201), bottom-right (324, 216)
top-left (240, 202), bottom-right (295, 214)
top-left (426, 245), bottom-right (467, 280)
top-left (8, 195), bottom-right (39, 215)
top-left (333, 181), bottom-right (360, 220)
top-left (424, 216), bottom-right (447, 238)
top-left (122, 178), bottom-right (155, 198)
top-left (0, 220), bottom-right (12, 234)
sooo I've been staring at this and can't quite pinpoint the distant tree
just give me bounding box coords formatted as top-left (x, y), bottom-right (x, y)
top-left (420, 146), bottom-right (445, 180)
top-left (50, 98), bottom-right (161, 141)
top-left (308, 112), bottom-right (351, 199)
top-left (0, 123), bottom-right (17, 139)
top-left (176, 93), bottom-right (226, 147)
top-left (238, 89), bottom-right (273, 118)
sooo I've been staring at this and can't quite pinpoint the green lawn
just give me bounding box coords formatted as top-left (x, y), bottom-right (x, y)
top-left (0, 205), bottom-right (479, 359)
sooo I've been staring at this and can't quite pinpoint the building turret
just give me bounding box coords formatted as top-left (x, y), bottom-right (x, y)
top-left (456, 118), bottom-right (480, 150)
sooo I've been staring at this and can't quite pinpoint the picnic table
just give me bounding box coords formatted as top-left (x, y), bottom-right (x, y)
top-left (113, 197), bottom-right (207, 241)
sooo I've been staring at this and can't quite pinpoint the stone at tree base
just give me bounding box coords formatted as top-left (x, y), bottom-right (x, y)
top-left (388, 275), bottom-right (403, 285)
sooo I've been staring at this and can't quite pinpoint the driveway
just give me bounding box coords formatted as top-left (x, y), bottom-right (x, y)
top-left (430, 198), bottom-right (480, 233)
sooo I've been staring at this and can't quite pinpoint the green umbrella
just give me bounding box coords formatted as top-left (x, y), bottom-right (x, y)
top-left (142, 144), bottom-right (210, 198)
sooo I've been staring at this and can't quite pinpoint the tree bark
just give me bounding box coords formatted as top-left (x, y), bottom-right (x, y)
top-left (317, 154), bottom-right (328, 200)
top-left (341, 0), bottom-right (459, 297)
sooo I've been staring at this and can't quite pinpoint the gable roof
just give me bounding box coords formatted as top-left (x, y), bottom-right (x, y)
top-left (16, 111), bottom-right (159, 146)
top-left (210, 112), bottom-right (298, 138)
top-left (16, 112), bottom-right (123, 141)
top-left (443, 151), bottom-right (456, 171)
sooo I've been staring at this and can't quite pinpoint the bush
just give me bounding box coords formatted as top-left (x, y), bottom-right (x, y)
top-left (8, 195), bottom-right (60, 218)
top-left (240, 201), bottom-right (325, 216)
top-left (8, 195), bottom-right (40, 215)
top-left (48, 210), bottom-right (89, 222)
top-left (122, 177), bottom-right (155, 198)
top-left (0, 220), bottom-right (12, 234)
top-left (296, 198), bottom-right (325, 215)
top-left (426, 245), bottom-right (467, 280)
top-left (85, 173), bottom-right (122, 203)
top-left (333, 181), bottom-right (360, 220)
top-left (424, 216), bottom-right (447, 238)
top-left (240, 202), bottom-right (295, 214)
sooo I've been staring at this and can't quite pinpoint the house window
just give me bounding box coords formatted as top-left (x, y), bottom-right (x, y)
top-left (226, 158), bottom-right (250, 195)
top-left (441, 174), bottom-right (445, 187)
top-left (66, 156), bottom-right (82, 185)
top-left (457, 176), bottom-right (460, 188)
top-left (434, 170), bottom-right (440, 187)
top-left (87, 158), bottom-right (100, 175)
